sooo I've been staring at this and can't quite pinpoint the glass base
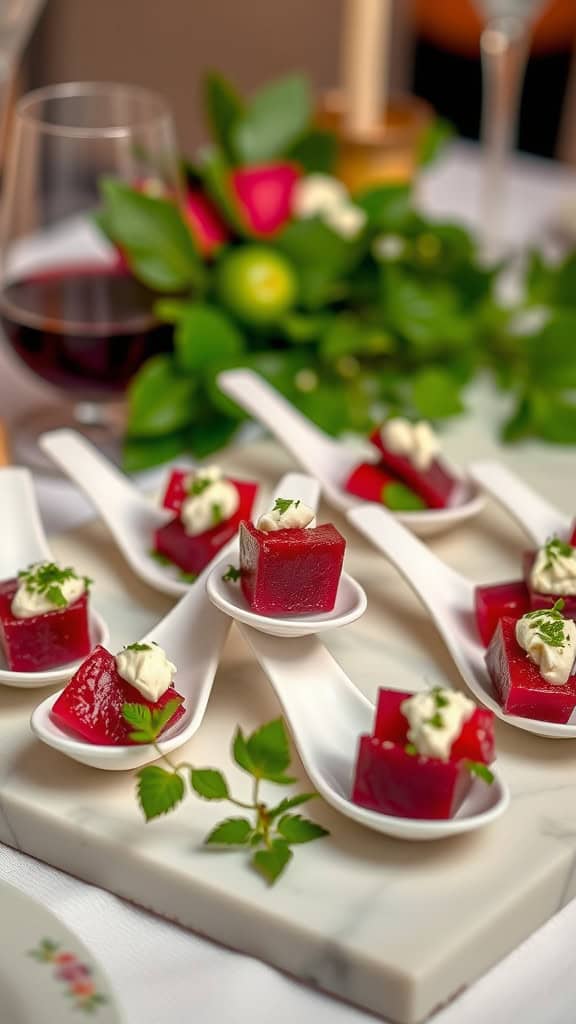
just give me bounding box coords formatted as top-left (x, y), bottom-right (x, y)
top-left (11, 401), bottom-right (126, 474)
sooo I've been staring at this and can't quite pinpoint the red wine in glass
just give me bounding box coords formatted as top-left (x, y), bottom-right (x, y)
top-left (0, 263), bottom-right (173, 400)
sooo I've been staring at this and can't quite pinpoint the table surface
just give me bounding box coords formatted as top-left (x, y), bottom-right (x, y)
top-left (1, 141), bottom-right (576, 1024)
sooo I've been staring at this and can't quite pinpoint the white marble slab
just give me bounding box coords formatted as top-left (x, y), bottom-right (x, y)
top-left (1, 443), bottom-right (576, 1024)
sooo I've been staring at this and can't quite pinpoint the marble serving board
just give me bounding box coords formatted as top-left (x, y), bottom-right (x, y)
top-left (2, 439), bottom-right (576, 1024)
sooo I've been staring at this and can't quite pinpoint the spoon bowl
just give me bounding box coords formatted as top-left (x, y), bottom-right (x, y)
top-left (206, 472), bottom-right (367, 638)
top-left (347, 502), bottom-right (576, 739)
top-left (240, 626), bottom-right (509, 840)
top-left (218, 369), bottom-right (485, 538)
top-left (0, 466), bottom-right (109, 689)
top-left (469, 460), bottom-right (571, 545)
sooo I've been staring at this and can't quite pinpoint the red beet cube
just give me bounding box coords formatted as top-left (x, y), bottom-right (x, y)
top-left (344, 462), bottom-right (425, 510)
top-left (373, 688), bottom-right (495, 764)
top-left (485, 616), bottom-right (576, 723)
top-left (522, 550), bottom-right (576, 620)
top-left (0, 578), bottom-right (91, 672)
top-left (161, 469), bottom-right (189, 513)
top-left (369, 426), bottom-right (460, 509)
top-left (239, 521), bottom-right (345, 615)
top-left (352, 735), bottom-right (473, 819)
top-left (51, 645), bottom-right (185, 745)
top-left (570, 523), bottom-right (576, 546)
top-left (475, 580), bottom-right (530, 646)
top-left (155, 479), bottom-right (258, 575)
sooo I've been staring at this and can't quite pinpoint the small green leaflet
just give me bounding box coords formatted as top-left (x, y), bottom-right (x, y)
top-left (524, 600), bottom-right (568, 648)
top-left (149, 548), bottom-right (173, 567)
top-left (267, 793), bottom-right (317, 822)
top-left (252, 840), bottom-right (293, 884)
top-left (544, 537), bottom-right (573, 569)
top-left (188, 476), bottom-right (212, 497)
top-left (222, 564), bottom-right (241, 582)
top-left (190, 768), bottom-right (229, 800)
top-left (137, 766), bottom-right (185, 821)
top-left (383, 483), bottom-right (426, 512)
top-left (205, 817), bottom-right (252, 846)
top-left (425, 712), bottom-right (444, 729)
top-left (432, 687), bottom-right (449, 709)
top-left (272, 497), bottom-right (300, 515)
top-left (276, 814), bottom-right (329, 844)
top-left (179, 570), bottom-right (198, 584)
top-left (124, 642), bottom-right (152, 652)
top-left (211, 502), bottom-right (223, 525)
top-left (122, 700), bottom-right (182, 743)
top-left (467, 761), bottom-right (495, 785)
top-left (18, 561), bottom-right (84, 608)
top-left (234, 718), bottom-right (294, 782)
top-left (405, 743), bottom-right (418, 756)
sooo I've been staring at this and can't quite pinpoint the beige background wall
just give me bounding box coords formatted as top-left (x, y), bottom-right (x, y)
top-left (27, 0), bottom-right (411, 154)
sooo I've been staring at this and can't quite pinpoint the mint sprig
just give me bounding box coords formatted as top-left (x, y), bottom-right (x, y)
top-left (123, 711), bottom-right (328, 885)
top-left (222, 564), bottom-right (241, 582)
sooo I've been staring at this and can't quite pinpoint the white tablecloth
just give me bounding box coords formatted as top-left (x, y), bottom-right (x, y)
top-left (1, 143), bottom-right (575, 1024)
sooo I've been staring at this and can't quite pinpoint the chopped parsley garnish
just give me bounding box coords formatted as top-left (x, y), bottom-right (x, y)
top-left (17, 562), bottom-right (87, 609)
top-left (124, 642), bottom-right (152, 653)
top-left (431, 687), bottom-right (449, 709)
top-left (467, 761), bottom-right (495, 784)
top-left (179, 571), bottom-right (198, 584)
top-left (404, 742), bottom-right (418, 756)
top-left (149, 548), bottom-right (173, 567)
top-left (211, 502), bottom-right (223, 525)
top-left (524, 601), bottom-right (567, 649)
top-left (425, 711), bottom-right (445, 729)
top-left (272, 498), bottom-right (300, 516)
top-left (543, 537), bottom-right (573, 570)
top-left (187, 475), bottom-right (213, 497)
top-left (222, 565), bottom-right (241, 582)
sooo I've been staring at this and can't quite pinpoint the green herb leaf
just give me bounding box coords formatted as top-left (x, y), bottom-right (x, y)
top-left (124, 642), bottom-right (152, 653)
top-left (411, 367), bottom-right (464, 419)
top-left (418, 116), bottom-right (454, 167)
top-left (124, 432), bottom-right (192, 473)
top-left (383, 482), bottom-right (427, 511)
top-left (267, 793), bottom-right (317, 822)
top-left (211, 502), bottom-right (223, 525)
top-left (205, 817), bottom-right (253, 846)
top-left (122, 703), bottom-right (153, 737)
top-left (245, 718), bottom-right (292, 781)
top-left (467, 761), bottom-right (495, 785)
top-left (222, 565), bottom-right (241, 582)
top-left (272, 497), bottom-right (299, 515)
top-left (99, 178), bottom-right (205, 292)
top-left (251, 839), bottom-right (293, 885)
top-left (405, 743), bottom-right (418, 756)
top-left (432, 687), bottom-right (449, 708)
top-left (190, 768), bottom-right (230, 800)
top-left (150, 700), bottom-right (182, 738)
top-left (232, 727), bottom-right (255, 774)
top-left (425, 712), bottom-right (445, 729)
top-left (203, 71), bottom-right (244, 163)
top-left (165, 302), bottom-right (245, 374)
top-left (276, 814), bottom-right (329, 844)
top-left (287, 129), bottom-right (337, 174)
top-left (18, 562), bottom-right (80, 609)
top-left (126, 356), bottom-right (196, 439)
top-left (136, 766), bottom-right (185, 821)
top-left (179, 571), bottom-right (198, 584)
top-left (355, 184), bottom-right (412, 231)
top-left (234, 74), bottom-right (311, 164)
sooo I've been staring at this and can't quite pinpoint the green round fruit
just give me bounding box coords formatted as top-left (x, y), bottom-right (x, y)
top-left (216, 245), bottom-right (297, 327)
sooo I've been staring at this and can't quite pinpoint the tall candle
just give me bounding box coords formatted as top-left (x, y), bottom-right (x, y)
top-left (342, 0), bottom-right (391, 136)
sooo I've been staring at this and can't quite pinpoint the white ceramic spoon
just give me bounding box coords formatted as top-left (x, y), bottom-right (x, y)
top-left (31, 538), bottom-right (234, 771)
top-left (40, 429), bottom-right (199, 597)
top-left (217, 368), bottom-right (485, 538)
top-left (0, 467), bottom-right (108, 689)
top-left (206, 473), bottom-right (367, 638)
top-left (469, 460), bottom-right (571, 545)
top-left (347, 502), bottom-right (576, 739)
top-left (239, 625), bottom-right (509, 840)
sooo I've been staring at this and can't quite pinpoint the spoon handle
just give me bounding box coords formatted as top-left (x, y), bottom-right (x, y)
top-left (347, 503), bottom-right (473, 611)
top-left (217, 369), bottom-right (337, 470)
top-left (469, 461), bottom-right (570, 546)
top-left (39, 429), bottom-right (141, 517)
top-left (0, 468), bottom-right (51, 574)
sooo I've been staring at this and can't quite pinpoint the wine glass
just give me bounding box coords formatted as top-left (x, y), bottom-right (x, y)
top-left (0, 82), bottom-right (182, 465)
top-left (474, 0), bottom-right (548, 255)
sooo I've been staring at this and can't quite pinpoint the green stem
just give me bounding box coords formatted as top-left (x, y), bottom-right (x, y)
top-left (227, 795), bottom-right (257, 811)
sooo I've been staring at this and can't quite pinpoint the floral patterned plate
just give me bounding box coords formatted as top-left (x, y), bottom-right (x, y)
top-left (0, 880), bottom-right (121, 1022)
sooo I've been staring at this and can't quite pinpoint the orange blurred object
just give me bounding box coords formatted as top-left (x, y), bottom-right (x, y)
top-left (414, 0), bottom-right (576, 56)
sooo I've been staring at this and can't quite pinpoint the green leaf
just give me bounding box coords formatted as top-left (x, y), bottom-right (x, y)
top-left (205, 817), bottom-right (252, 846)
top-left (267, 793), bottom-right (317, 821)
top-left (411, 367), bottom-right (464, 419)
top-left (122, 703), bottom-right (153, 742)
top-left (383, 482), bottom-right (427, 511)
top-left (277, 814), bottom-right (329, 844)
top-left (122, 430), bottom-right (190, 472)
top-left (467, 761), bottom-right (495, 784)
top-left (382, 269), bottom-right (472, 353)
top-left (99, 178), bottom-right (204, 292)
top-left (418, 116), bottom-right (454, 167)
top-left (276, 218), bottom-right (356, 310)
top-left (199, 145), bottom-right (246, 233)
top-left (523, 312), bottom-right (576, 389)
top-left (186, 414), bottom-right (239, 458)
top-left (233, 727), bottom-right (255, 774)
top-left (190, 768), bottom-right (230, 800)
top-left (169, 302), bottom-right (245, 373)
top-left (234, 75), bottom-right (311, 164)
top-left (126, 356), bottom-right (196, 439)
top-left (355, 184), bottom-right (412, 230)
top-left (245, 718), bottom-right (291, 781)
top-left (150, 699), bottom-right (182, 738)
top-left (320, 313), bottom-right (394, 361)
top-left (203, 71), bottom-right (244, 163)
top-left (252, 839), bottom-right (293, 884)
top-left (287, 129), bottom-right (337, 174)
top-left (136, 766), bottom-right (185, 821)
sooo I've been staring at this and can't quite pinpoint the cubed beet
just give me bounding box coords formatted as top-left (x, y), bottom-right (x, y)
top-left (239, 521), bottom-right (345, 615)
top-left (522, 550), bottom-right (576, 620)
top-left (0, 578), bottom-right (92, 672)
top-left (352, 735), bottom-right (473, 819)
top-left (485, 616), bottom-right (576, 723)
top-left (344, 462), bottom-right (425, 510)
top-left (155, 479), bottom-right (258, 575)
top-left (373, 688), bottom-right (495, 764)
top-left (570, 524), bottom-right (576, 547)
top-left (475, 580), bottom-right (530, 646)
top-left (51, 645), bottom-right (185, 745)
top-left (369, 426), bottom-right (460, 509)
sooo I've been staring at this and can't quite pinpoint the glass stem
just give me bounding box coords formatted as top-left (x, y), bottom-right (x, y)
top-left (479, 15), bottom-right (532, 256)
